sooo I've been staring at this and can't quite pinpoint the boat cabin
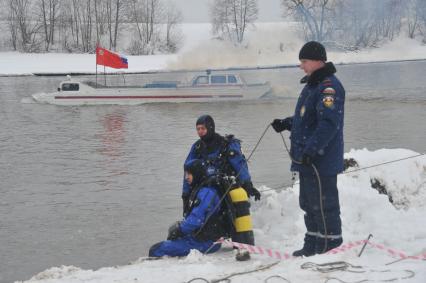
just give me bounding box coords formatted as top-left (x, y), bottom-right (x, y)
top-left (58, 82), bottom-right (80, 92)
top-left (191, 74), bottom-right (241, 86)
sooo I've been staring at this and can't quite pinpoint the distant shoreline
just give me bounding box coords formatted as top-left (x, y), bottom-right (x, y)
top-left (1, 58), bottom-right (425, 78)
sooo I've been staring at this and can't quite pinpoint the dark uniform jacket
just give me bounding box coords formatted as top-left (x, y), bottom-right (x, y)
top-left (290, 62), bottom-right (345, 176)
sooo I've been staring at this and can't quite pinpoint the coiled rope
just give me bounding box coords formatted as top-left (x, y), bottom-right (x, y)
top-left (302, 261), bottom-right (415, 283)
top-left (185, 261), bottom-right (279, 283)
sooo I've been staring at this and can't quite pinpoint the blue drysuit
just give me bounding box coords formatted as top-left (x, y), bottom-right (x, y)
top-left (182, 134), bottom-right (251, 197)
top-left (149, 186), bottom-right (223, 257)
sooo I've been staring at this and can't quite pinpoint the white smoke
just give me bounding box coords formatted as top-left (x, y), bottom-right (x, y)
top-left (167, 22), bottom-right (304, 70)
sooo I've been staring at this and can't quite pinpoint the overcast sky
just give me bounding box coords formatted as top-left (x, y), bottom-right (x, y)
top-left (170, 0), bottom-right (282, 23)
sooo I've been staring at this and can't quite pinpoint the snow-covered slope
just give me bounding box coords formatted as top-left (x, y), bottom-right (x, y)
top-left (1, 23), bottom-right (426, 75)
top-left (19, 148), bottom-right (426, 283)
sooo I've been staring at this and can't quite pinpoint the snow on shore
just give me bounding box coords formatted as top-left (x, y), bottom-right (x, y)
top-left (1, 23), bottom-right (426, 76)
top-left (18, 148), bottom-right (426, 283)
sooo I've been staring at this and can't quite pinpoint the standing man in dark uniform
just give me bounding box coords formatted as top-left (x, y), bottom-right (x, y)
top-left (271, 41), bottom-right (345, 257)
top-left (182, 115), bottom-right (260, 260)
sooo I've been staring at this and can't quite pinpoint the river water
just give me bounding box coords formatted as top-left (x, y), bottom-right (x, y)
top-left (1, 60), bottom-right (425, 283)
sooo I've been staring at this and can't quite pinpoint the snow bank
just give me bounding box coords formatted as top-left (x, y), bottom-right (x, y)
top-left (18, 148), bottom-right (426, 283)
top-left (0, 52), bottom-right (173, 76)
top-left (1, 23), bottom-right (426, 75)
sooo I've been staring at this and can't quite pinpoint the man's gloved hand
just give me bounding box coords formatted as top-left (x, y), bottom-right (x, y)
top-left (167, 221), bottom-right (184, 240)
top-left (301, 153), bottom-right (313, 166)
top-left (243, 181), bottom-right (261, 201)
top-left (271, 117), bottom-right (292, 133)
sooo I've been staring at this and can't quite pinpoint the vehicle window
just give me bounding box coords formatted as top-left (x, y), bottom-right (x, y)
top-left (228, 75), bottom-right (237, 83)
top-left (194, 76), bottom-right (208, 85)
top-left (62, 83), bottom-right (79, 91)
top-left (211, 75), bottom-right (226, 84)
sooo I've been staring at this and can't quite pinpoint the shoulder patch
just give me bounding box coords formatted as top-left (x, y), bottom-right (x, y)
top-left (322, 96), bottom-right (335, 108)
top-left (322, 87), bottom-right (336, 95)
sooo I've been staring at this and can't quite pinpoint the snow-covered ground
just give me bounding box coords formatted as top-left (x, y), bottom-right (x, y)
top-left (1, 23), bottom-right (425, 75)
top-left (18, 148), bottom-right (426, 283)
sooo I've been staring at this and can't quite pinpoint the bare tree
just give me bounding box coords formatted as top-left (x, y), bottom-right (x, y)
top-left (69, 0), bottom-right (94, 52)
top-left (210, 0), bottom-right (258, 44)
top-left (128, 0), bottom-right (162, 54)
top-left (418, 0), bottom-right (426, 42)
top-left (8, 0), bottom-right (42, 52)
top-left (104, 0), bottom-right (125, 50)
top-left (56, 0), bottom-right (77, 52)
top-left (331, 0), bottom-right (379, 49)
top-left (94, 0), bottom-right (106, 45)
top-left (164, 0), bottom-right (182, 52)
top-left (38, 0), bottom-right (59, 51)
top-left (405, 0), bottom-right (419, 39)
top-left (6, 0), bottom-right (19, 50)
top-left (373, 0), bottom-right (403, 41)
top-left (404, 0), bottom-right (426, 42)
top-left (281, 0), bottom-right (339, 42)
top-left (2, 0), bottom-right (182, 53)
top-left (282, 0), bottom-right (406, 49)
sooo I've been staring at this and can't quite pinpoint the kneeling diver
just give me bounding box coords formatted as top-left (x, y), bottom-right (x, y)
top-left (149, 159), bottom-right (227, 257)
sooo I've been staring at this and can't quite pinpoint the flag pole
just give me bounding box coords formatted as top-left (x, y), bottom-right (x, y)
top-left (95, 45), bottom-right (98, 88)
top-left (104, 65), bottom-right (107, 86)
top-left (96, 61), bottom-right (98, 88)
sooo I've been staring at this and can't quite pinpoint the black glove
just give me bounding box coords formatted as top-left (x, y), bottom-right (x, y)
top-left (301, 153), bottom-right (313, 166)
top-left (243, 181), bottom-right (261, 201)
top-left (271, 117), bottom-right (292, 133)
top-left (167, 221), bottom-right (184, 240)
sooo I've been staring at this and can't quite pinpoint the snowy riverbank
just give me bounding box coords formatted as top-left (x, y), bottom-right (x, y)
top-left (1, 23), bottom-right (426, 76)
top-left (18, 148), bottom-right (426, 283)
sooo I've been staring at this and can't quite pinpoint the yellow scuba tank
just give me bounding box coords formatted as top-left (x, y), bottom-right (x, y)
top-left (228, 187), bottom-right (255, 245)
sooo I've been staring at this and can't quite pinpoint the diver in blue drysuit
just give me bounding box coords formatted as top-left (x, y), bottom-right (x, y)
top-left (181, 115), bottom-right (259, 261)
top-left (149, 159), bottom-right (227, 257)
top-left (182, 115), bottom-right (260, 211)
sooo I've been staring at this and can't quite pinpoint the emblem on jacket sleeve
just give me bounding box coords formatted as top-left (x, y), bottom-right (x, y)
top-left (323, 96), bottom-right (335, 108)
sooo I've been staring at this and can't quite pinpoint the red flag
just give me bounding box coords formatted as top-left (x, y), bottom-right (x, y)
top-left (96, 46), bottom-right (128, 69)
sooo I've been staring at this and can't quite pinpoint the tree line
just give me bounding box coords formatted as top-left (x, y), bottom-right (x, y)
top-left (1, 0), bottom-right (426, 54)
top-left (281, 0), bottom-right (426, 50)
top-left (2, 0), bottom-right (182, 54)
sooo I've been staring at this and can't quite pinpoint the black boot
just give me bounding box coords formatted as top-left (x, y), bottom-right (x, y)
top-left (292, 234), bottom-right (316, 257)
top-left (316, 237), bottom-right (343, 254)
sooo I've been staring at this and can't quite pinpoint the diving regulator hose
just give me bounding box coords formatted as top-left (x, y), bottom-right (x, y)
top-left (279, 132), bottom-right (329, 254)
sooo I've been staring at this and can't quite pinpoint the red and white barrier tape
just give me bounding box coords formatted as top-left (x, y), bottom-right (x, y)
top-left (216, 238), bottom-right (426, 261)
top-left (217, 238), bottom-right (292, 260)
top-left (366, 241), bottom-right (426, 260)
